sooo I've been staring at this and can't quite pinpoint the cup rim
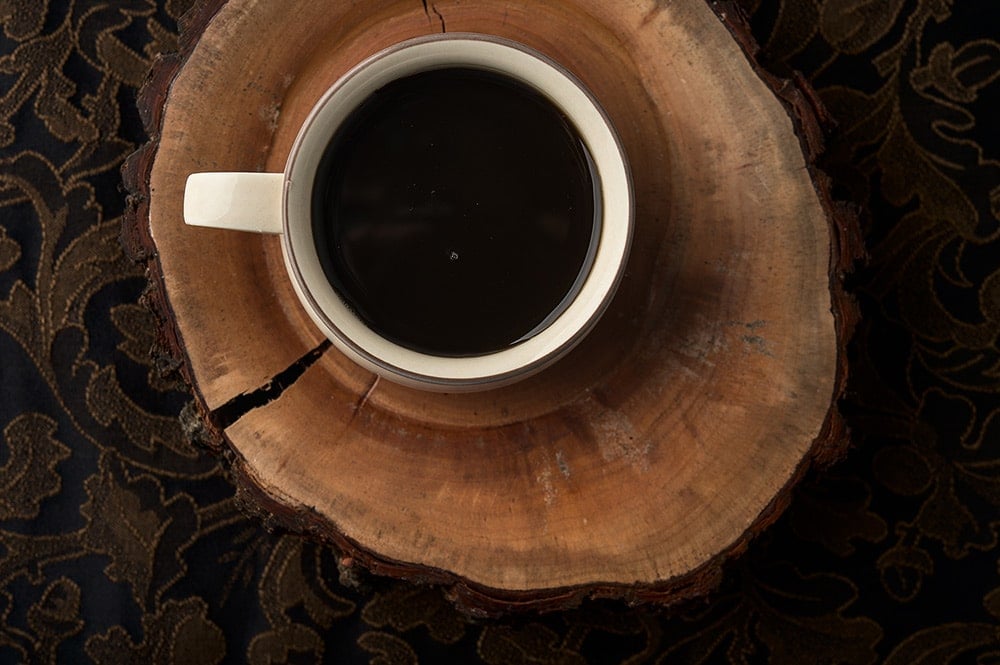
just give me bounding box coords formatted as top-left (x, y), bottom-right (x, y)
top-left (281, 33), bottom-right (633, 390)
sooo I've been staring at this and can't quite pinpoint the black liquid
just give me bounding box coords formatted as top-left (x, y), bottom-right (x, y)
top-left (312, 67), bottom-right (599, 357)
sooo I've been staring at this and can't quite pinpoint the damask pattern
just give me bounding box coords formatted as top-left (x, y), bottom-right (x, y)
top-left (0, 0), bottom-right (997, 662)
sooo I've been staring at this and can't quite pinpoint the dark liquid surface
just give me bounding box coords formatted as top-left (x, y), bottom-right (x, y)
top-left (312, 67), bottom-right (599, 357)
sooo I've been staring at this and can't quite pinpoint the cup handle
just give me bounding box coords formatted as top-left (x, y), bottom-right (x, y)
top-left (183, 172), bottom-right (285, 234)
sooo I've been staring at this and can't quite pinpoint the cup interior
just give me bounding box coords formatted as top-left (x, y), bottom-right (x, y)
top-left (282, 34), bottom-right (632, 390)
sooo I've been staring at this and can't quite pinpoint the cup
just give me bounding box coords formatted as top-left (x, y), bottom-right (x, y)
top-left (184, 33), bottom-right (632, 392)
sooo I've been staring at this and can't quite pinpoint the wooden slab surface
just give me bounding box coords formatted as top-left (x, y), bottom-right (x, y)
top-left (122, 0), bottom-right (860, 614)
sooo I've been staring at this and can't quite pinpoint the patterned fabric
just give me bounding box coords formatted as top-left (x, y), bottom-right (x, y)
top-left (0, 0), bottom-right (998, 661)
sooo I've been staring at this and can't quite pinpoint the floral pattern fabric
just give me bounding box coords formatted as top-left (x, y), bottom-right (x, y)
top-left (0, 0), bottom-right (998, 662)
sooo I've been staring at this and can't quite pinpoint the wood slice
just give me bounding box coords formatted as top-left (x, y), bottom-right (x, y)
top-left (123, 0), bottom-right (861, 615)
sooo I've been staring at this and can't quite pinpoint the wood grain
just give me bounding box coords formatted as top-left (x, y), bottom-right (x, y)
top-left (122, 0), bottom-right (860, 615)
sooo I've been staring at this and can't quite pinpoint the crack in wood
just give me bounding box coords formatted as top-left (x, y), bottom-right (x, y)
top-left (421, 0), bottom-right (446, 32)
top-left (210, 340), bottom-right (332, 430)
top-left (432, 4), bottom-right (446, 32)
top-left (346, 375), bottom-right (379, 429)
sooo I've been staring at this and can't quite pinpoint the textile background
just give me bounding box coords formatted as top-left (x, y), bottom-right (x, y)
top-left (0, 0), bottom-right (998, 662)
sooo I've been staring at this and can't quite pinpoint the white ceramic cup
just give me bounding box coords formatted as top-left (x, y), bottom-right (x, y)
top-left (184, 33), bottom-right (632, 391)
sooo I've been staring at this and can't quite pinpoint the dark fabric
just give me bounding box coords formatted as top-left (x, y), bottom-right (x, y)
top-left (1, 0), bottom-right (998, 662)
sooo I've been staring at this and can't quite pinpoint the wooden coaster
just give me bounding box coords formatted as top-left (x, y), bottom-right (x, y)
top-left (123, 0), bottom-right (860, 615)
